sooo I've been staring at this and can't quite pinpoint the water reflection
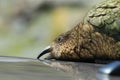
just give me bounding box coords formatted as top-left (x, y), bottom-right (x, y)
top-left (42, 60), bottom-right (120, 80)
top-left (0, 56), bottom-right (119, 80)
top-left (42, 60), bottom-right (103, 80)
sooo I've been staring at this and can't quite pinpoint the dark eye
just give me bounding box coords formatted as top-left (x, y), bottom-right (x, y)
top-left (57, 36), bottom-right (64, 42)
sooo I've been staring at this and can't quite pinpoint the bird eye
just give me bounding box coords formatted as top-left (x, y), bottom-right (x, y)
top-left (57, 36), bottom-right (63, 42)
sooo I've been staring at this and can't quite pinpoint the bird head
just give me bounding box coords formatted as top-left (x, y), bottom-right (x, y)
top-left (37, 22), bottom-right (97, 61)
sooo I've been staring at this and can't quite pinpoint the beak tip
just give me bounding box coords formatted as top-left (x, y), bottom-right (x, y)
top-left (37, 53), bottom-right (52, 60)
top-left (37, 56), bottom-right (40, 59)
top-left (37, 46), bottom-right (52, 60)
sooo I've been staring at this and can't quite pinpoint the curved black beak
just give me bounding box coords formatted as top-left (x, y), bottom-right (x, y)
top-left (37, 46), bottom-right (52, 59)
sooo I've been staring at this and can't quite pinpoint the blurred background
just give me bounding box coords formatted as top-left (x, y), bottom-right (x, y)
top-left (0, 0), bottom-right (105, 58)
